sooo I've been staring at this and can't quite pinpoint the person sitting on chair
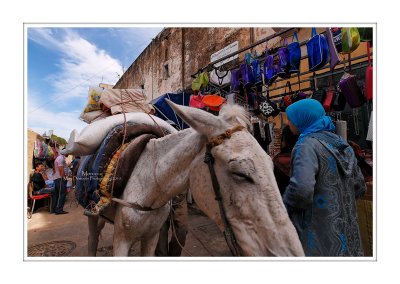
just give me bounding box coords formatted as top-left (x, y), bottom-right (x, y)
top-left (31, 162), bottom-right (55, 195)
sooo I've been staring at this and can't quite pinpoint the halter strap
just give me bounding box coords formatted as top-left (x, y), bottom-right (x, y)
top-left (207, 125), bottom-right (246, 149)
top-left (204, 124), bottom-right (246, 256)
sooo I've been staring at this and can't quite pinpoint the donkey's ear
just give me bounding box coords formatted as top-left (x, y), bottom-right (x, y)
top-left (166, 99), bottom-right (224, 137)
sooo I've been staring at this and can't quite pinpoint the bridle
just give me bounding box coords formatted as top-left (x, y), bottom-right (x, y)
top-left (203, 124), bottom-right (246, 256)
top-left (111, 123), bottom-right (246, 256)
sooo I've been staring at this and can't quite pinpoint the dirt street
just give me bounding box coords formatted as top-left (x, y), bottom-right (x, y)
top-left (27, 193), bottom-right (231, 257)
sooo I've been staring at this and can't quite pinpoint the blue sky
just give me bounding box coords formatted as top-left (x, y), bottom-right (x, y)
top-left (27, 26), bottom-right (163, 139)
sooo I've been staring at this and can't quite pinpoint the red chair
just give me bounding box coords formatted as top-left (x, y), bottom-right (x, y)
top-left (27, 181), bottom-right (52, 219)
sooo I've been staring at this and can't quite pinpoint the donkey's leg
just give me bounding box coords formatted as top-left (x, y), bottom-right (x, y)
top-left (87, 215), bottom-right (106, 256)
top-left (141, 232), bottom-right (160, 256)
top-left (113, 227), bottom-right (133, 256)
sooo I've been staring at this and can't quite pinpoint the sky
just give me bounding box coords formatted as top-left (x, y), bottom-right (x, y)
top-left (26, 26), bottom-right (163, 139)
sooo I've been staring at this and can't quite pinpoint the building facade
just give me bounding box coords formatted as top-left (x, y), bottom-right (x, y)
top-left (114, 27), bottom-right (369, 102)
top-left (114, 27), bottom-right (281, 100)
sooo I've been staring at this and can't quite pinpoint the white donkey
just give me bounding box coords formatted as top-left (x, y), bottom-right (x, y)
top-left (88, 100), bottom-right (304, 256)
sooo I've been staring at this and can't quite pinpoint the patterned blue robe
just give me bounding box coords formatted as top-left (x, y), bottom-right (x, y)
top-left (283, 131), bottom-right (366, 256)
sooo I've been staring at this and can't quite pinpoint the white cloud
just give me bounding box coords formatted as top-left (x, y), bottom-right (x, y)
top-left (28, 95), bottom-right (87, 140)
top-left (27, 27), bottom-right (163, 139)
top-left (29, 28), bottom-right (123, 104)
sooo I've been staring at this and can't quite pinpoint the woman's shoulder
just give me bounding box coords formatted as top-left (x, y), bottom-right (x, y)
top-left (296, 135), bottom-right (323, 148)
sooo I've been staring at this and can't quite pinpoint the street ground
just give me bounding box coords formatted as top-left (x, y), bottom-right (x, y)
top-left (27, 192), bottom-right (231, 257)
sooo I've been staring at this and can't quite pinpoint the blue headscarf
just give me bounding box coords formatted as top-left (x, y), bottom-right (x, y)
top-left (286, 99), bottom-right (335, 139)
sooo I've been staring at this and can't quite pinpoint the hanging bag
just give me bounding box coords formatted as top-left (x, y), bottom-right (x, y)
top-left (338, 71), bottom-right (365, 108)
top-left (249, 52), bottom-right (263, 85)
top-left (259, 88), bottom-right (280, 118)
top-left (358, 28), bottom-right (373, 43)
top-left (240, 62), bottom-right (255, 88)
top-left (365, 42), bottom-right (373, 100)
top-left (288, 32), bottom-right (301, 73)
top-left (325, 27), bottom-right (341, 70)
top-left (332, 87), bottom-right (347, 111)
top-left (263, 48), bottom-right (278, 85)
top-left (230, 68), bottom-right (241, 93)
top-left (323, 75), bottom-right (335, 112)
top-left (277, 38), bottom-right (291, 77)
top-left (202, 94), bottom-right (226, 112)
top-left (341, 27), bottom-right (360, 54)
top-left (191, 72), bottom-right (209, 91)
top-left (210, 67), bottom-right (231, 86)
top-left (283, 81), bottom-right (294, 107)
top-left (332, 28), bottom-right (343, 53)
top-left (189, 91), bottom-right (206, 109)
top-left (306, 27), bottom-right (330, 71)
top-left (311, 75), bottom-right (326, 105)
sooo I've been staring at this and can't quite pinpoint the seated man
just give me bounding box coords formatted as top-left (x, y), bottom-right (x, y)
top-left (31, 162), bottom-right (55, 195)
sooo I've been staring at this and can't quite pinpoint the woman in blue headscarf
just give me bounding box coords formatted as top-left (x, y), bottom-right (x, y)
top-left (283, 99), bottom-right (366, 256)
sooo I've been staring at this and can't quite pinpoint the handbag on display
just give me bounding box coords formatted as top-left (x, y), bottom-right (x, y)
top-left (306, 27), bottom-right (330, 71)
top-left (191, 72), bottom-right (209, 91)
top-left (263, 48), bottom-right (278, 85)
top-left (277, 39), bottom-right (291, 77)
top-left (358, 27), bottom-right (373, 43)
top-left (341, 27), bottom-right (360, 54)
top-left (249, 52), bottom-right (263, 84)
top-left (338, 72), bottom-right (365, 108)
top-left (230, 68), bottom-right (241, 92)
top-left (259, 88), bottom-right (280, 118)
top-left (202, 94), bottom-right (226, 111)
top-left (365, 42), bottom-right (373, 101)
top-left (283, 81), bottom-right (294, 107)
top-left (189, 92), bottom-right (206, 109)
top-left (210, 67), bottom-right (231, 86)
top-left (311, 77), bottom-right (326, 105)
top-left (288, 32), bottom-right (301, 73)
top-left (323, 75), bottom-right (335, 112)
top-left (325, 27), bottom-right (341, 71)
top-left (240, 62), bottom-right (255, 88)
top-left (332, 28), bottom-right (343, 53)
top-left (332, 89), bottom-right (347, 111)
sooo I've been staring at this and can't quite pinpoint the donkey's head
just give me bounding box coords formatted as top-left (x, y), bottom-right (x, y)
top-left (167, 100), bottom-right (304, 256)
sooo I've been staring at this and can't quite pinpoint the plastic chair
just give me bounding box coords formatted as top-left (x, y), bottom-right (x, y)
top-left (27, 181), bottom-right (52, 219)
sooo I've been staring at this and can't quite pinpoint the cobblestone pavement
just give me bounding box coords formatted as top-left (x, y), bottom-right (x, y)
top-left (27, 193), bottom-right (231, 257)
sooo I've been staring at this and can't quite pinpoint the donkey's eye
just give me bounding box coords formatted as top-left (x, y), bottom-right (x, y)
top-left (232, 172), bottom-right (254, 183)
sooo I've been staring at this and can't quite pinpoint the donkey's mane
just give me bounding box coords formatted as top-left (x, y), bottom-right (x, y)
top-left (219, 104), bottom-right (251, 128)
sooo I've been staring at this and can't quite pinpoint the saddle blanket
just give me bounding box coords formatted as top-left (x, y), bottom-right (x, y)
top-left (75, 122), bottom-right (172, 208)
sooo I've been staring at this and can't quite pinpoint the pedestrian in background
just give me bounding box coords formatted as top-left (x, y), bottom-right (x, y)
top-left (52, 149), bottom-right (69, 215)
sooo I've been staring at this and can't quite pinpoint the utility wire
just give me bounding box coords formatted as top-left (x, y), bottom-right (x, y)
top-left (28, 31), bottom-right (160, 114)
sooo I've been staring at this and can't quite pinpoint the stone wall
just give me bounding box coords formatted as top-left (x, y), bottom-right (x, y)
top-left (115, 27), bottom-right (371, 102)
